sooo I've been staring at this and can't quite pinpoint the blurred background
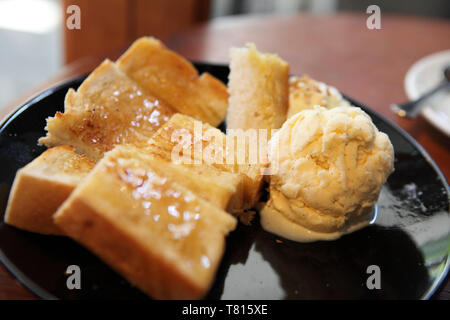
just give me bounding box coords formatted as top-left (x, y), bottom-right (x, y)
top-left (1, 0), bottom-right (450, 112)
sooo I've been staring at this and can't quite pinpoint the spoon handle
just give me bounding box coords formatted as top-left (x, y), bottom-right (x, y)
top-left (391, 80), bottom-right (450, 118)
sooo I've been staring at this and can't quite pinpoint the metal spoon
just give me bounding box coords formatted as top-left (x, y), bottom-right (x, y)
top-left (391, 65), bottom-right (450, 118)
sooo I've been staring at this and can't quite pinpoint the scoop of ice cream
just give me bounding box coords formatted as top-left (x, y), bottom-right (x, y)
top-left (261, 105), bottom-right (394, 242)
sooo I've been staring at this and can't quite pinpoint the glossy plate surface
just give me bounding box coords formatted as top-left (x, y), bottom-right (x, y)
top-left (0, 63), bottom-right (449, 299)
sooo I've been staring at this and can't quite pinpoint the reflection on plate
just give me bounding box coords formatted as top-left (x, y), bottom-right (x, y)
top-left (0, 63), bottom-right (449, 300)
top-left (405, 50), bottom-right (450, 137)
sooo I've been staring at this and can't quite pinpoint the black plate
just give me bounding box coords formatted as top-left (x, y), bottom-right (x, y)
top-left (0, 63), bottom-right (449, 300)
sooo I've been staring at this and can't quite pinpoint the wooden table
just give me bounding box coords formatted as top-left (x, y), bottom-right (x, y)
top-left (0, 13), bottom-right (449, 300)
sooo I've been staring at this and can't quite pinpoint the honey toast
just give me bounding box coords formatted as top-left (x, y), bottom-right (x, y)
top-left (136, 151), bottom-right (242, 211)
top-left (148, 113), bottom-right (265, 211)
top-left (54, 145), bottom-right (237, 299)
top-left (287, 75), bottom-right (350, 118)
top-left (4, 146), bottom-right (95, 235)
top-left (117, 37), bottom-right (229, 127)
top-left (39, 59), bottom-right (175, 160)
top-left (226, 43), bottom-right (289, 135)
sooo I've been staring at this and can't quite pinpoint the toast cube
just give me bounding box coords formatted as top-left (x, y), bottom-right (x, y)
top-left (54, 145), bottom-right (237, 299)
top-left (142, 149), bottom-right (243, 212)
top-left (39, 59), bottom-right (175, 160)
top-left (4, 146), bottom-right (95, 235)
top-left (117, 37), bottom-right (228, 127)
top-left (287, 75), bottom-right (350, 118)
top-left (148, 113), bottom-right (265, 211)
top-left (226, 43), bottom-right (289, 135)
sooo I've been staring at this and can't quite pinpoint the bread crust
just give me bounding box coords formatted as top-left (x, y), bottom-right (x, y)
top-left (54, 145), bottom-right (237, 299)
top-left (39, 60), bottom-right (175, 160)
top-left (117, 37), bottom-right (228, 127)
top-left (4, 146), bottom-right (94, 235)
top-left (287, 75), bottom-right (350, 118)
top-left (149, 113), bottom-right (265, 211)
top-left (5, 171), bottom-right (71, 235)
top-left (55, 196), bottom-right (207, 299)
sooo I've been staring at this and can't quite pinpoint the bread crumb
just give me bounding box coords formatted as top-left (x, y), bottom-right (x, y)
top-left (235, 210), bottom-right (256, 226)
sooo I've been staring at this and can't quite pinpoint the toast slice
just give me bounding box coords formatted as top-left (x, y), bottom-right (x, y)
top-left (54, 145), bottom-right (237, 299)
top-left (287, 75), bottom-right (350, 118)
top-left (136, 151), bottom-right (242, 211)
top-left (148, 113), bottom-right (264, 211)
top-left (39, 59), bottom-right (175, 160)
top-left (226, 43), bottom-right (289, 135)
top-left (4, 146), bottom-right (95, 235)
top-left (117, 37), bottom-right (228, 127)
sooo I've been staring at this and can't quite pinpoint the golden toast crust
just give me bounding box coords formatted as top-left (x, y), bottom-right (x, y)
top-left (54, 145), bottom-right (237, 299)
top-left (150, 113), bottom-right (265, 211)
top-left (4, 146), bottom-right (95, 235)
top-left (39, 60), bottom-right (175, 160)
top-left (287, 75), bottom-right (350, 118)
top-left (117, 37), bottom-right (228, 127)
top-left (55, 196), bottom-right (207, 299)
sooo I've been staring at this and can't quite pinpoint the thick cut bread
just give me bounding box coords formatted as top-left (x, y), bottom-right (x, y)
top-left (287, 75), bottom-right (350, 118)
top-left (39, 59), bottom-right (174, 160)
top-left (4, 146), bottom-right (95, 235)
top-left (226, 43), bottom-right (289, 135)
top-left (54, 145), bottom-right (237, 299)
top-left (117, 37), bottom-right (228, 127)
top-left (141, 149), bottom-right (243, 212)
top-left (148, 113), bottom-right (264, 211)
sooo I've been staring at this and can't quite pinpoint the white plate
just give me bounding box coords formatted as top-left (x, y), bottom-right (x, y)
top-left (404, 50), bottom-right (450, 137)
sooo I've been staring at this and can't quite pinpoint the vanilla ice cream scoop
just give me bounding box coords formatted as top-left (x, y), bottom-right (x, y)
top-left (261, 105), bottom-right (394, 242)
